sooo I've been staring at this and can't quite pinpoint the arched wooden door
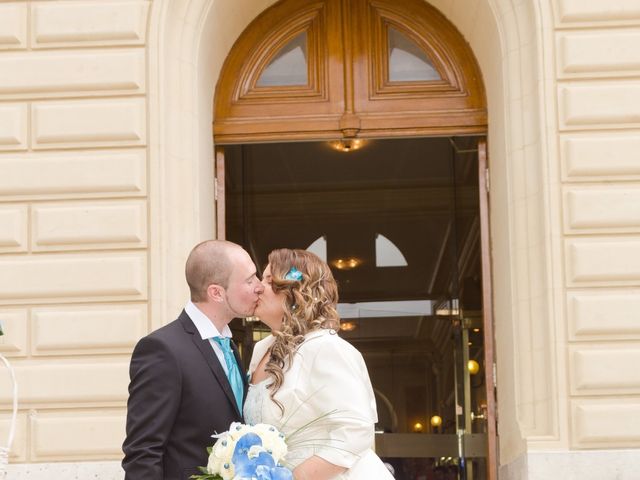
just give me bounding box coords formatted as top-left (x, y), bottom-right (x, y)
top-left (214, 0), bottom-right (486, 142)
top-left (214, 1), bottom-right (496, 479)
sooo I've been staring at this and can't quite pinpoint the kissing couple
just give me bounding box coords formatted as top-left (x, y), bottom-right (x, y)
top-left (122, 240), bottom-right (394, 480)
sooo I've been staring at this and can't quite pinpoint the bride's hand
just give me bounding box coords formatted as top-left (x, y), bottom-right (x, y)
top-left (293, 455), bottom-right (347, 480)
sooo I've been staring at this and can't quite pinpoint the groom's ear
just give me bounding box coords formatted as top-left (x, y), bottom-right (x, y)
top-left (206, 284), bottom-right (225, 303)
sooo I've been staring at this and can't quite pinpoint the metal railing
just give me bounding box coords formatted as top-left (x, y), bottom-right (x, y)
top-left (0, 351), bottom-right (17, 477)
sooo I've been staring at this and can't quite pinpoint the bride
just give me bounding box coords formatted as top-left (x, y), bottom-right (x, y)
top-left (245, 248), bottom-right (394, 480)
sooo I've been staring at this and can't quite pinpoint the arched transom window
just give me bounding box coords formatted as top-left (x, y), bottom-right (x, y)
top-left (214, 0), bottom-right (486, 142)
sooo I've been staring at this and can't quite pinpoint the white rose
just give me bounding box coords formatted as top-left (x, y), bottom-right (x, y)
top-left (251, 424), bottom-right (271, 436)
top-left (268, 440), bottom-right (288, 464)
top-left (219, 461), bottom-right (235, 480)
top-left (251, 424), bottom-right (287, 463)
top-left (206, 451), bottom-right (221, 474)
top-left (213, 439), bottom-right (232, 459)
top-left (228, 422), bottom-right (251, 443)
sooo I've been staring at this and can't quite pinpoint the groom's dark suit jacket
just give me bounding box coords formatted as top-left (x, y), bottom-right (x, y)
top-left (122, 310), bottom-right (247, 480)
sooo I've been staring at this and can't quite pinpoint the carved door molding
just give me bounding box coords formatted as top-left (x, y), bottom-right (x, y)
top-left (214, 0), bottom-right (487, 143)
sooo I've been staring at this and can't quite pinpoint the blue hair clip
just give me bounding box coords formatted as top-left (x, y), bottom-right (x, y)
top-left (284, 267), bottom-right (303, 281)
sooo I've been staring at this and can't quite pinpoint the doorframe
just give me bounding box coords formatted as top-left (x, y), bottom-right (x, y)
top-left (478, 139), bottom-right (498, 480)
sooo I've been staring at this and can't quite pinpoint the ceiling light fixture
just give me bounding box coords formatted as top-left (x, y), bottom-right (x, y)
top-left (329, 139), bottom-right (365, 152)
top-left (332, 257), bottom-right (362, 270)
top-left (340, 321), bottom-right (358, 332)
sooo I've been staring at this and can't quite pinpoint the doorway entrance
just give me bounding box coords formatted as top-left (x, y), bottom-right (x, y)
top-left (222, 136), bottom-right (491, 479)
top-left (212, 0), bottom-right (496, 476)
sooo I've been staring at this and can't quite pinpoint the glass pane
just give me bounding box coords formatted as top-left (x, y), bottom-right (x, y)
top-left (388, 27), bottom-right (441, 82)
top-left (226, 137), bottom-right (486, 479)
top-left (257, 31), bottom-right (308, 87)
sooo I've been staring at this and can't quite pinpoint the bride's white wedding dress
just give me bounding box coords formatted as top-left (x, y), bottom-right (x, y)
top-left (243, 329), bottom-right (394, 479)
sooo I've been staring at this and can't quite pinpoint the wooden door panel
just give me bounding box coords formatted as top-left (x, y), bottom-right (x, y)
top-left (351, 0), bottom-right (486, 127)
top-left (214, 0), bottom-right (486, 143)
top-left (214, 0), bottom-right (346, 142)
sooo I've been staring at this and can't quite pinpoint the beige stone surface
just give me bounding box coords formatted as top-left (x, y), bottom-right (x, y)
top-left (0, 308), bottom-right (28, 356)
top-left (0, 0), bottom-right (151, 469)
top-left (565, 237), bottom-right (640, 286)
top-left (0, 362), bottom-right (129, 405)
top-left (30, 409), bottom-right (126, 461)
top-left (31, 1), bottom-right (150, 47)
top-left (0, 252), bottom-right (147, 303)
top-left (571, 399), bottom-right (640, 448)
top-left (0, 150), bottom-right (147, 198)
top-left (555, 0), bottom-right (640, 25)
top-left (564, 185), bottom-right (640, 233)
top-left (561, 132), bottom-right (640, 181)
top-left (0, 205), bottom-right (28, 252)
top-left (570, 344), bottom-right (640, 394)
top-left (0, 3), bottom-right (27, 50)
top-left (32, 200), bottom-right (147, 250)
top-left (31, 304), bottom-right (147, 355)
top-left (567, 289), bottom-right (640, 340)
top-left (0, 50), bottom-right (145, 99)
top-left (558, 81), bottom-right (640, 129)
top-left (0, 413), bottom-right (28, 462)
top-left (32, 98), bottom-right (146, 148)
top-left (0, 103), bottom-right (28, 150)
top-left (557, 29), bottom-right (640, 77)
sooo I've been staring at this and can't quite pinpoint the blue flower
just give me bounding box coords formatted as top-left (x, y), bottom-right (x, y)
top-left (256, 465), bottom-right (293, 480)
top-left (232, 433), bottom-right (292, 480)
top-left (272, 466), bottom-right (294, 480)
top-left (284, 267), bottom-right (303, 282)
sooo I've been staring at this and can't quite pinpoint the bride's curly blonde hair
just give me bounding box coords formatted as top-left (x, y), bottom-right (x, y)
top-left (264, 248), bottom-right (340, 411)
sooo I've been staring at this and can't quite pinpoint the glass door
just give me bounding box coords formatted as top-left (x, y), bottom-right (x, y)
top-left (224, 137), bottom-right (489, 479)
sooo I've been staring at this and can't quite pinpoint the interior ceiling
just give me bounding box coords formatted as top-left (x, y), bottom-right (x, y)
top-left (226, 136), bottom-right (482, 311)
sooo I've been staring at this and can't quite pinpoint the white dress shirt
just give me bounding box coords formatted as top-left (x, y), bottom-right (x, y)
top-left (185, 301), bottom-right (233, 375)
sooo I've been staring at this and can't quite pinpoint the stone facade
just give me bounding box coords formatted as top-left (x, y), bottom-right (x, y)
top-left (0, 0), bottom-right (639, 478)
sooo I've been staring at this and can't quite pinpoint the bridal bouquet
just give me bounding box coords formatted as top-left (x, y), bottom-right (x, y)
top-left (191, 422), bottom-right (292, 480)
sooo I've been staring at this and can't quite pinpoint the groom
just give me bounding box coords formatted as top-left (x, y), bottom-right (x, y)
top-left (122, 240), bottom-right (264, 479)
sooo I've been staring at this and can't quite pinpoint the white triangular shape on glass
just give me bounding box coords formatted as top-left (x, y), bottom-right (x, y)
top-left (306, 235), bottom-right (327, 262)
top-left (388, 26), bottom-right (440, 82)
top-left (257, 31), bottom-right (308, 87)
top-left (375, 233), bottom-right (408, 267)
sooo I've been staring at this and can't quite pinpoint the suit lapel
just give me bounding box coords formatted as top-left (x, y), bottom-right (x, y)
top-left (180, 312), bottom-right (243, 418)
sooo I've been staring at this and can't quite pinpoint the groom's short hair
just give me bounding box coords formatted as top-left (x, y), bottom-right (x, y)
top-left (185, 240), bottom-right (240, 302)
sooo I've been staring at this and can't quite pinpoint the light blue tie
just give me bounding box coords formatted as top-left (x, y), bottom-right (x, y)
top-left (212, 336), bottom-right (243, 412)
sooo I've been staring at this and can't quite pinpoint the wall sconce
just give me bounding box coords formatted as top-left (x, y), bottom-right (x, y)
top-left (430, 415), bottom-right (442, 427)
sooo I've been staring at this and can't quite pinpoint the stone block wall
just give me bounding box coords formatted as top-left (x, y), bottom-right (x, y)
top-left (554, 0), bottom-right (640, 450)
top-left (0, 0), bottom-right (151, 464)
